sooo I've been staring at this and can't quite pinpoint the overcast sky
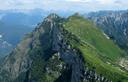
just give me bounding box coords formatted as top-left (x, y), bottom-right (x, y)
top-left (0, 0), bottom-right (128, 13)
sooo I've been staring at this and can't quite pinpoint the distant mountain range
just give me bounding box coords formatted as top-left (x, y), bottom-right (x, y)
top-left (0, 36), bottom-right (12, 57)
top-left (86, 10), bottom-right (128, 53)
top-left (0, 9), bottom-right (45, 56)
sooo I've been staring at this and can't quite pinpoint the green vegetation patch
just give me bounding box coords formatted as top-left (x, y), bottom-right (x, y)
top-left (63, 15), bottom-right (124, 61)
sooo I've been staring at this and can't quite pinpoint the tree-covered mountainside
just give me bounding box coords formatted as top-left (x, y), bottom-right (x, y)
top-left (0, 14), bottom-right (127, 82)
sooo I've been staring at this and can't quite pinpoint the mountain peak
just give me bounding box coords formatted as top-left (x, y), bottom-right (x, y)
top-left (42, 13), bottom-right (62, 26)
top-left (47, 13), bottom-right (59, 18)
top-left (45, 13), bottom-right (60, 21)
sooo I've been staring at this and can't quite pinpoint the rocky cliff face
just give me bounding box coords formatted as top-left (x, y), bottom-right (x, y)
top-left (86, 10), bottom-right (128, 52)
top-left (0, 14), bottom-right (114, 82)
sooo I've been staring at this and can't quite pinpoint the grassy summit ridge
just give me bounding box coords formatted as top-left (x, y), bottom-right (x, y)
top-left (64, 14), bottom-right (124, 62)
top-left (63, 14), bottom-right (128, 82)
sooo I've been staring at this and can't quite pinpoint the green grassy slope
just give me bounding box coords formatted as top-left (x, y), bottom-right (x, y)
top-left (64, 14), bottom-right (124, 62)
top-left (63, 14), bottom-right (128, 82)
top-left (79, 44), bottom-right (128, 82)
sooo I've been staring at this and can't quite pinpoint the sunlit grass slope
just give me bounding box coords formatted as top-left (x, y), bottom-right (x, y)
top-left (64, 14), bottom-right (124, 62)
top-left (63, 14), bottom-right (128, 82)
